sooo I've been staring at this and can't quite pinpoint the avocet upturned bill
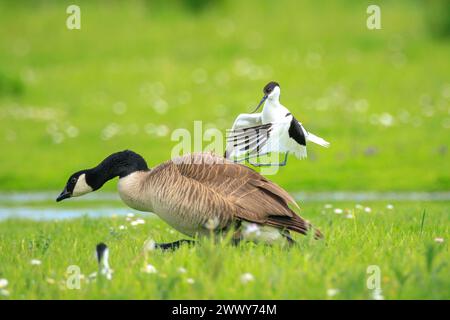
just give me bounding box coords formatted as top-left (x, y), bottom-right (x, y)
top-left (225, 81), bottom-right (330, 166)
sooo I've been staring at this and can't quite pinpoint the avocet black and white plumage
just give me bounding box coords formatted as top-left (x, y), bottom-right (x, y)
top-left (225, 81), bottom-right (330, 166)
top-left (94, 243), bottom-right (112, 280)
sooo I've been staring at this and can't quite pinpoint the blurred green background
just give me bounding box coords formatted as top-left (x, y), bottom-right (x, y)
top-left (0, 0), bottom-right (449, 192)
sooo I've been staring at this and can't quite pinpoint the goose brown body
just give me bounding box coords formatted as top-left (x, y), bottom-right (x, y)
top-left (117, 152), bottom-right (321, 239)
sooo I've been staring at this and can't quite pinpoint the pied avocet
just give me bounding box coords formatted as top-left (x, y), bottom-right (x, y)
top-left (225, 81), bottom-right (330, 166)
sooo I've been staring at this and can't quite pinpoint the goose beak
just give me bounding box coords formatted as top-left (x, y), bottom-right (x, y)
top-left (250, 95), bottom-right (268, 113)
top-left (56, 188), bottom-right (71, 202)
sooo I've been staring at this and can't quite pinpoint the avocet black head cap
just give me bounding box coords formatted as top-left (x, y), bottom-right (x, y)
top-left (96, 243), bottom-right (108, 263)
top-left (263, 81), bottom-right (280, 95)
top-left (251, 81), bottom-right (281, 113)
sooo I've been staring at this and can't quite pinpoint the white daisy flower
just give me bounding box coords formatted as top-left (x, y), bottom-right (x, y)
top-left (334, 208), bottom-right (343, 214)
top-left (0, 279), bottom-right (8, 289)
top-left (386, 204), bottom-right (394, 210)
top-left (143, 239), bottom-right (156, 252)
top-left (324, 204), bottom-right (333, 209)
top-left (143, 264), bottom-right (157, 274)
top-left (186, 278), bottom-right (195, 284)
top-left (119, 225), bottom-right (126, 230)
top-left (327, 288), bottom-right (339, 297)
top-left (434, 237), bottom-right (444, 244)
top-left (240, 273), bottom-right (255, 284)
top-left (364, 207), bottom-right (372, 213)
top-left (177, 267), bottom-right (187, 274)
top-left (345, 214), bottom-right (354, 219)
top-left (127, 213), bottom-right (135, 218)
top-left (0, 289), bottom-right (10, 297)
top-left (135, 218), bottom-right (145, 225)
top-left (30, 259), bottom-right (42, 265)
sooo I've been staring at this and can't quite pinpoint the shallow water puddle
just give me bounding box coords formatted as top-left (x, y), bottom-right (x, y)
top-left (0, 191), bottom-right (448, 221)
top-left (293, 191), bottom-right (450, 202)
top-left (1, 191), bottom-right (449, 203)
top-left (0, 192), bottom-right (120, 203)
top-left (0, 207), bottom-right (145, 221)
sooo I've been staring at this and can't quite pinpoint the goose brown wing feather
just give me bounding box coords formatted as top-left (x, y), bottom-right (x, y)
top-left (173, 153), bottom-right (298, 209)
top-left (170, 153), bottom-right (318, 236)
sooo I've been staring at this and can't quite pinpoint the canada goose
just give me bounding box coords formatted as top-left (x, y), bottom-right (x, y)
top-left (57, 151), bottom-right (322, 248)
top-left (225, 81), bottom-right (330, 166)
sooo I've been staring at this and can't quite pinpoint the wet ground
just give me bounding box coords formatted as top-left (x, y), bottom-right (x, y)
top-left (0, 191), bottom-right (448, 221)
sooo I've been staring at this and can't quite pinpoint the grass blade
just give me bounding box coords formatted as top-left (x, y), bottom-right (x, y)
top-left (420, 209), bottom-right (426, 235)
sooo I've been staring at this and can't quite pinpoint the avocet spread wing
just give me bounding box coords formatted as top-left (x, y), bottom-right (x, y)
top-left (225, 113), bottom-right (264, 159)
top-left (229, 113), bottom-right (263, 130)
top-left (225, 122), bottom-right (273, 159)
top-left (225, 112), bottom-right (330, 162)
top-left (225, 113), bottom-right (293, 160)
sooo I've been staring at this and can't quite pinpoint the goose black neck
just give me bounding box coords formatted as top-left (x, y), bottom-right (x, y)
top-left (87, 150), bottom-right (148, 190)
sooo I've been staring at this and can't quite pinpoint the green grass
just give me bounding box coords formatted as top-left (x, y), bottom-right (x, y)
top-left (0, 0), bottom-right (448, 301)
top-left (0, 201), bottom-right (448, 299)
top-left (0, 0), bottom-right (449, 191)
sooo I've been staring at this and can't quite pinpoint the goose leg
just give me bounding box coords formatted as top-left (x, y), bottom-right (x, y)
top-left (282, 231), bottom-right (296, 246)
top-left (154, 239), bottom-right (195, 250)
top-left (231, 238), bottom-right (242, 246)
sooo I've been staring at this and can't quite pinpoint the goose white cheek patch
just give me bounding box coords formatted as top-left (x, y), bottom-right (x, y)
top-left (72, 174), bottom-right (93, 197)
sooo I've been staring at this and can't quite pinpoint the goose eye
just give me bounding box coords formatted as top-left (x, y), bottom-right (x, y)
top-left (71, 177), bottom-right (77, 184)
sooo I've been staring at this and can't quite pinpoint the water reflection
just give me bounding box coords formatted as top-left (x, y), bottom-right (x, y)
top-left (0, 207), bottom-right (145, 221)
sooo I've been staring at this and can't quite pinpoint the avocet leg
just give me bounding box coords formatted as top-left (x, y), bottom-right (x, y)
top-left (230, 151), bottom-right (270, 163)
top-left (249, 152), bottom-right (289, 167)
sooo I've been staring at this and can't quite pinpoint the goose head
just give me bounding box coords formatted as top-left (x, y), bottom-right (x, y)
top-left (251, 81), bottom-right (280, 113)
top-left (56, 170), bottom-right (93, 202)
top-left (56, 150), bottom-right (148, 202)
